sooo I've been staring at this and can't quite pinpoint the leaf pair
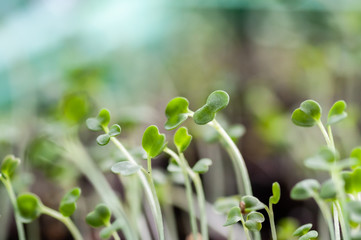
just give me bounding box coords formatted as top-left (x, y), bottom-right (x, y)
top-left (293, 178), bottom-right (337, 201)
top-left (293, 223), bottom-right (318, 240)
top-left (0, 155), bottom-right (20, 179)
top-left (224, 207), bottom-right (265, 232)
top-left (292, 100), bottom-right (347, 127)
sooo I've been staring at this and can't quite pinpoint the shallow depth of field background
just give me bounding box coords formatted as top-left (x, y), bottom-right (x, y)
top-left (1, 0), bottom-right (361, 239)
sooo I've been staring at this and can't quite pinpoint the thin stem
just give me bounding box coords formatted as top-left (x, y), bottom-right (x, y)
top-left (333, 203), bottom-right (340, 240)
top-left (239, 213), bottom-right (252, 240)
top-left (1, 177), bottom-right (26, 240)
top-left (335, 201), bottom-right (348, 240)
top-left (313, 194), bottom-right (335, 240)
top-left (265, 204), bottom-right (277, 240)
top-left (179, 153), bottom-right (198, 239)
top-left (164, 148), bottom-right (208, 240)
top-left (147, 157), bottom-right (152, 176)
top-left (104, 221), bottom-right (121, 240)
top-left (41, 205), bottom-right (83, 240)
top-left (109, 137), bottom-right (164, 240)
top-left (316, 121), bottom-right (332, 147)
top-left (208, 120), bottom-right (252, 196)
top-left (327, 125), bottom-right (335, 151)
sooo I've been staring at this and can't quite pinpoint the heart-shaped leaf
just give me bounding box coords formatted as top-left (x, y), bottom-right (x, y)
top-left (290, 179), bottom-right (320, 200)
top-left (174, 127), bottom-right (192, 153)
top-left (348, 200), bottom-right (361, 223)
top-left (245, 212), bottom-right (265, 232)
top-left (142, 125), bottom-right (167, 159)
top-left (59, 187), bottom-right (81, 217)
top-left (319, 179), bottom-right (336, 199)
top-left (194, 90), bottom-right (229, 125)
top-left (165, 97), bottom-right (190, 130)
top-left (17, 193), bottom-right (42, 223)
top-left (86, 204), bottom-right (111, 228)
top-left (299, 230), bottom-right (318, 240)
top-left (224, 206), bottom-right (242, 226)
top-left (111, 161), bottom-right (141, 176)
top-left (291, 100), bottom-right (321, 127)
top-left (293, 223), bottom-right (312, 236)
top-left (97, 134), bottom-right (110, 146)
top-left (192, 158), bottom-right (212, 174)
top-left (241, 196), bottom-right (265, 213)
top-left (214, 195), bottom-right (241, 214)
top-left (327, 100), bottom-right (347, 125)
top-left (86, 109), bottom-right (111, 131)
top-left (269, 182), bottom-right (281, 204)
top-left (108, 124), bottom-right (121, 137)
top-left (1, 155), bottom-right (20, 178)
top-left (100, 219), bottom-right (123, 239)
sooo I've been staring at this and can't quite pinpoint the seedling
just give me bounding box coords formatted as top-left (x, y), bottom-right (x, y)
top-left (87, 110), bottom-right (165, 240)
top-left (293, 223), bottom-right (318, 240)
top-left (86, 203), bottom-right (121, 240)
top-left (16, 188), bottom-right (83, 240)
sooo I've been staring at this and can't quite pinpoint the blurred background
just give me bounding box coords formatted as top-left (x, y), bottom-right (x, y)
top-left (1, 0), bottom-right (361, 239)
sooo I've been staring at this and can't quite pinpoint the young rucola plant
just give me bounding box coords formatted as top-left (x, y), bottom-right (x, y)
top-left (290, 99), bottom-right (361, 240)
top-left (164, 90), bottom-right (281, 239)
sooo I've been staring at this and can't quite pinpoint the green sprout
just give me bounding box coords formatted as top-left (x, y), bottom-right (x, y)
top-left (293, 223), bottom-right (318, 240)
top-left (17, 189), bottom-right (83, 240)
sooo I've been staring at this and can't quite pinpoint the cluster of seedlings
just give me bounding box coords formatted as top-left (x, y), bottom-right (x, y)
top-left (1, 90), bottom-right (361, 239)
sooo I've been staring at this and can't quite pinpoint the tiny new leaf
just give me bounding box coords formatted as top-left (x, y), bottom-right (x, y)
top-left (241, 196), bottom-right (265, 213)
top-left (97, 134), bottom-right (110, 146)
top-left (269, 182), bottom-right (281, 204)
top-left (142, 125), bottom-right (167, 159)
top-left (108, 124), bottom-right (121, 137)
top-left (192, 158), bottom-right (212, 174)
top-left (299, 230), bottom-right (318, 240)
top-left (59, 187), bottom-right (81, 217)
top-left (245, 212), bottom-right (265, 232)
top-left (1, 155), bottom-right (20, 178)
top-left (293, 223), bottom-right (312, 236)
top-left (100, 219), bottom-right (123, 239)
top-left (111, 161), bottom-right (141, 176)
top-left (86, 204), bottom-right (111, 228)
top-left (86, 109), bottom-right (111, 131)
top-left (290, 179), bottom-right (320, 200)
top-left (291, 100), bottom-right (321, 127)
top-left (165, 97), bottom-right (190, 130)
top-left (214, 195), bottom-right (241, 214)
top-left (327, 100), bottom-right (347, 125)
top-left (224, 206), bottom-right (242, 226)
top-left (174, 127), bottom-right (192, 153)
top-left (17, 193), bottom-right (42, 223)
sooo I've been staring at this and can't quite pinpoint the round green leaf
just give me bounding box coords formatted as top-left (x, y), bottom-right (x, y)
top-left (223, 206), bottom-right (242, 226)
top-left (174, 127), bottom-right (192, 153)
top-left (142, 125), bottom-right (167, 159)
top-left (86, 108), bottom-right (111, 131)
top-left (269, 182), bottom-right (281, 204)
top-left (214, 195), bottom-right (241, 214)
top-left (108, 124), bottom-right (121, 137)
top-left (192, 158), bottom-right (212, 174)
top-left (1, 155), bottom-right (20, 178)
top-left (291, 100), bottom-right (322, 127)
top-left (245, 212), bottom-right (265, 232)
top-left (100, 219), bottom-right (123, 239)
top-left (290, 179), bottom-right (320, 200)
top-left (300, 100), bottom-right (322, 121)
top-left (293, 223), bottom-right (312, 236)
top-left (17, 193), bottom-right (42, 223)
top-left (86, 204), bottom-right (111, 228)
top-left (194, 90), bottom-right (229, 125)
top-left (97, 134), bottom-right (110, 146)
top-left (319, 179), bottom-right (336, 199)
top-left (241, 196), bottom-right (265, 212)
top-left (299, 230), bottom-right (318, 240)
top-left (165, 97), bottom-right (190, 130)
top-left (291, 109), bottom-right (316, 127)
top-left (327, 100), bottom-right (347, 125)
top-left (59, 187), bottom-right (81, 217)
top-left (111, 161), bottom-right (141, 176)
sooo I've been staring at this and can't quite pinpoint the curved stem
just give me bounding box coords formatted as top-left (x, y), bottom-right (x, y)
top-left (313, 194), bottom-right (335, 240)
top-left (0, 177), bottom-right (26, 240)
top-left (104, 221), bottom-right (121, 240)
top-left (208, 120), bottom-right (252, 196)
top-left (110, 137), bottom-right (164, 240)
top-left (333, 203), bottom-right (340, 240)
top-left (239, 213), bottom-right (252, 240)
top-left (264, 205), bottom-right (277, 240)
top-left (335, 201), bottom-right (348, 240)
top-left (41, 205), bottom-right (83, 240)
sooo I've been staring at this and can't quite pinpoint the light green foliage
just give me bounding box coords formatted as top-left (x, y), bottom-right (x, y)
top-left (304, 147), bottom-right (336, 171)
top-left (327, 100), bottom-right (347, 125)
top-left (111, 161), bottom-right (141, 176)
top-left (348, 201), bottom-right (361, 223)
top-left (100, 219), bottom-right (122, 239)
top-left (214, 195), bottom-right (241, 214)
top-left (1, 155), bottom-right (20, 178)
top-left (60, 93), bottom-right (91, 125)
top-left (293, 223), bottom-right (313, 236)
top-left (174, 127), bottom-right (192, 153)
top-left (350, 147), bottom-right (361, 169)
top-left (299, 230), bottom-right (318, 240)
top-left (291, 100), bottom-right (321, 127)
top-left (59, 187), bottom-right (81, 217)
top-left (86, 109), bottom-right (111, 131)
top-left (290, 179), bottom-right (320, 200)
top-left (142, 125), bottom-right (167, 159)
top-left (241, 196), bottom-right (265, 213)
top-left (194, 90), bottom-right (229, 125)
top-left (86, 204), bottom-right (111, 228)
top-left (108, 124), bottom-right (121, 137)
top-left (270, 182), bottom-right (281, 204)
top-left (97, 134), bottom-right (111, 146)
top-left (343, 167), bottom-right (361, 194)
top-left (17, 193), bottom-right (42, 223)
top-left (245, 212), bottom-right (265, 232)
top-left (319, 179), bottom-right (336, 199)
top-left (165, 97), bottom-right (190, 130)
top-left (167, 159), bottom-right (181, 173)
top-left (223, 206), bottom-right (242, 226)
top-left (192, 158), bottom-right (212, 174)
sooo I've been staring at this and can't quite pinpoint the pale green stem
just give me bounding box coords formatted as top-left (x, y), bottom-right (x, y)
top-left (240, 213), bottom-right (252, 240)
top-left (264, 204), bottom-right (277, 240)
top-left (178, 153), bottom-right (199, 239)
top-left (316, 121), bottom-right (332, 147)
top-left (147, 157), bottom-right (152, 176)
top-left (41, 205), bottom-right (83, 240)
top-left (105, 221), bottom-right (121, 240)
top-left (335, 201), bottom-right (348, 240)
top-left (208, 119), bottom-right (252, 196)
top-left (164, 148), bottom-right (208, 240)
top-left (109, 137), bottom-right (164, 240)
top-left (313, 194), bottom-right (335, 240)
top-left (0, 177), bottom-right (26, 240)
top-left (333, 203), bottom-right (340, 240)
